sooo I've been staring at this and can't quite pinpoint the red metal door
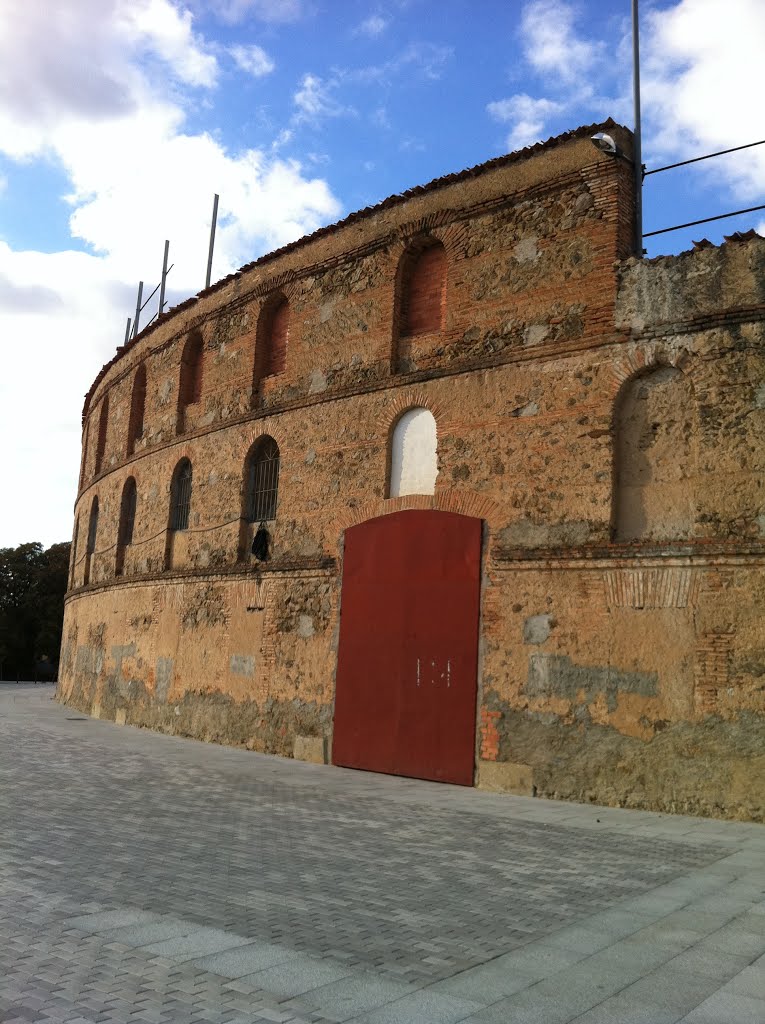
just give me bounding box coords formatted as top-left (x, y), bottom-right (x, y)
top-left (332, 509), bottom-right (481, 786)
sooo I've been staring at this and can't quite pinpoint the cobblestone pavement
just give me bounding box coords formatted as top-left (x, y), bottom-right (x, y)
top-left (1, 684), bottom-right (764, 1024)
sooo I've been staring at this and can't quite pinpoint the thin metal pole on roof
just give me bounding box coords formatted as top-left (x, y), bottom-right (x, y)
top-left (205, 194), bottom-right (219, 290)
top-left (124, 317), bottom-right (132, 345)
top-left (158, 239), bottom-right (170, 317)
top-left (132, 281), bottom-right (144, 340)
top-left (632, 0), bottom-right (643, 256)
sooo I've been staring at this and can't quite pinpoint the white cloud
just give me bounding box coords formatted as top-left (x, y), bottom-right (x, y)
top-left (487, 93), bottom-right (563, 151)
top-left (118, 0), bottom-right (218, 87)
top-left (293, 73), bottom-right (355, 125)
top-left (355, 15), bottom-right (389, 38)
top-left (229, 43), bottom-right (275, 78)
top-left (642, 0), bottom-right (765, 200)
top-left (0, 0), bottom-right (218, 159)
top-left (0, 0), bottom-right (342, 548)
top-left (210, 0), bottom-right (304, 24)
top-left (520, 0), bottom-right (599, 86)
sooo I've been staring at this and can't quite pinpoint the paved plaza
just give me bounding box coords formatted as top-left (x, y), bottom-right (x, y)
top-left (1, 684), bottom-right (764, 1023)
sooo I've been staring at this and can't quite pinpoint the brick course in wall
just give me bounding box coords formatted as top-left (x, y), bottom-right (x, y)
top-left (58, 121), bottom-right (765, 821)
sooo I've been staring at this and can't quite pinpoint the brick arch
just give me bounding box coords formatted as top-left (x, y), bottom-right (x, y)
top-left (337, 488), bottom-right (500, 533)
top-left (376, 391), bottom-right (448, 435)
top-left (242, 418), bottom-right (286, 454)
top-left (609, 343), bottom-right (695, 399)
top-left (252, 274), bottom-right (300, 304)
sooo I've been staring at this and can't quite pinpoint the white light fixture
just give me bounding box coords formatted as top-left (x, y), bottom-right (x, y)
top-left (591, 132), bottom-right (618, 155)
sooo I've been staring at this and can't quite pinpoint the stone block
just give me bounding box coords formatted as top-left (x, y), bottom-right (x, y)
top-left (477, 760), bottom-right (534, 796)
top-left (293, 734), bottom-right (326, 764)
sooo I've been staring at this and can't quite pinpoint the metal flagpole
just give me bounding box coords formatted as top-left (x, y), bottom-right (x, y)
top-left (158, 240), bottom-right (170, 317)
top-left (205, 194), bottom-right (219, 289)
top-left (632, 0), bottom-right (643, 256)
top-left (132, 281), bottom-right (144, 340)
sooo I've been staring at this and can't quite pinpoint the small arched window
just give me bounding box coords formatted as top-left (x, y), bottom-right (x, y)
top-left (177, 333), bottom-right (203, 432)
top-left (170, 459), bottom-right (192, 531)
top-left (399, 240), bottom-right (446, 337)
top-left (116, 478), bottom-right (138, 576)
top-left (84, 497), bottom-right (99, 585)
top-left (254, 296), bottom-right (289, 396)
top-left (245, 436), bottom-right (280, 522)
top-left (613, 366), bottom-right (696, 542)
top-left (388, 408), bottom-right (438, 498)
top-left (127, 365), bottom-right (147, 455)
top-left (94, 395), bottom-right (109, 475)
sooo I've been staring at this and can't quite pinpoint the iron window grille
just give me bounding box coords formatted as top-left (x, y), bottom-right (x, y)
top-left (247, 438), bottom-right (279, 522)
top-left (171, 461), bottom-right (192, 531)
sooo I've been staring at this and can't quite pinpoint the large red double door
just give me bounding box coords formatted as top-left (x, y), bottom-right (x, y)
top-left (332, 510), bottom-right (482, 786)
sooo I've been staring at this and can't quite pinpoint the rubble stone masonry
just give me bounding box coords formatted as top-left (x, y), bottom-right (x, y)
top-left (58, 122), bottom-right (765, 820)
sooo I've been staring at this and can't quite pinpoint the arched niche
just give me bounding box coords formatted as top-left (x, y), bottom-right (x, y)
top-left (388, 408), bottom-right (438, 498)
top-left (613, 365), bottom-right (696, 542)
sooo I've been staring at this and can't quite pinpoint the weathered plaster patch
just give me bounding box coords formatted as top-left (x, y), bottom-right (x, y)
top-left (525, 654), bottom-right (658, 710)
top-left (297, 615), bottom-right (315, 639)
top-left (523, 614), bottom-right (554, 644)
top-left (155, 657), bottom-right (173, 703)
top-left (230, 654), bottom-right (256, 677)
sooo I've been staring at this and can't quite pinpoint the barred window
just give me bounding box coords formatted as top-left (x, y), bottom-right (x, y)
top-left (170, 459), bottom-right (192, 531)
top-left (245, 437), bottom-right (279, 522)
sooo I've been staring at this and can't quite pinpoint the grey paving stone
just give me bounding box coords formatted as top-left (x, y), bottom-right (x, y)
top-left (66, 912), bottom-right (159, 934)
top-left (192, 943), bottom-right (302, 979)
top-left (98, 921), bottom-right (196, 946)
top-left (573, 994), bottom-right (685, 1023)
top-left (142, 930), bottom-right (253, 962)
top-left (695, 926), bottom-right (765, 959)
top-left (427, 962), bottom-right (539, 1003)
top-left (236, 956), bottom-right (354, 998)
top-left (1, 686), bottom-right (761, 1024)
top-left (356, 988), bottom-right (483, 1023)
top-left (295, 974), bottom-right (415, 1021)
top-left (719, 959), bottom-right (765, 1000)
top-left (680, 991), bottom-right (765, 1024)
top-left (618, 964), bottom-right (723, 1012)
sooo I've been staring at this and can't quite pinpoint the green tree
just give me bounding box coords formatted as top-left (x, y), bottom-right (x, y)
top-left (0, 541), bottom-right (70, 680)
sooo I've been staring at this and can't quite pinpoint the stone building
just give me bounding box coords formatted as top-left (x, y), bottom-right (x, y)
top-left (58, 120), bottom-right (765, 821)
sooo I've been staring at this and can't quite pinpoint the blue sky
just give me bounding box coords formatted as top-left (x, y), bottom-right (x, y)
top-left (1, 0), bottom-right (764, 547)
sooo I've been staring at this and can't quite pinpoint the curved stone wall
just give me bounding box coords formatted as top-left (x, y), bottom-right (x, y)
top-left (58, 122), bottom-right (765, 820)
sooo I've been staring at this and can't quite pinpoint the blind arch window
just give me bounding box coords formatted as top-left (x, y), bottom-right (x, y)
top-left (116, 478), bottom-right (137, 575)
top-left (127, 364), bottom-right (147, 455)
top-left (254, 296), bottom-right (289, 397)
top-left (399, 240), bottom-right (446, 337)
top-left (94, 395), bottom-right (109, 474)
top-left (177, 333), bottom-right (203, 431)
top-left (170, 459), bottom-right (192, 531)
top-left (84, 497), bottom-right (99, 585)
top-left (245, 436), bottom-right (280, 522)
top-left (388, 408), bottom-right (438, 497)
